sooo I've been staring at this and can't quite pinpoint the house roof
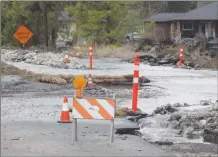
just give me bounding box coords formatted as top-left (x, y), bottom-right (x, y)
top-left (144, 13), bottom-right (183, 22)
top-left (173, 1), bottom-right (218, 20)
top-left (144, 2), bottom-right (218, 22)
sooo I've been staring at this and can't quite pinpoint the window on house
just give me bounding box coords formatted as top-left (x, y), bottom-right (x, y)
top-left (182, 22), bottom-right (194, 31)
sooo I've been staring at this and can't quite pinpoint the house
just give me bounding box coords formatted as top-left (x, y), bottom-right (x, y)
top-left (144, 2), bottom-right (218, 43)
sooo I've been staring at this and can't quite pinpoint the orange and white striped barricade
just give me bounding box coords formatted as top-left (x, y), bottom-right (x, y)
top-left (72, 94), bottom-right (116, 144)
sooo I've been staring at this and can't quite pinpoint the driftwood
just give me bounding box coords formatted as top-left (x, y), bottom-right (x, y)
top-left (37, 75), bottom-right (67, 85)
top-left (2, 62), bottom-right (150, 85)
top-left (36, 73), bottom-right (149, 85)
top-left (35, 74), bottom-right (149, 85)
top-left (85, 74), bottom-right (150, 84)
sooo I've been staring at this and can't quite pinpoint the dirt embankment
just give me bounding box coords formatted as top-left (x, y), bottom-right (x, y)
top-left (1, 62), bottom-right (28, 76)
top-left (122, 44), bottom-right (218, 70)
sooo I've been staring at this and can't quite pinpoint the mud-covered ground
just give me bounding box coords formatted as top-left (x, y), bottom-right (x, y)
top-left (1, 49), bottom-right (218, 156)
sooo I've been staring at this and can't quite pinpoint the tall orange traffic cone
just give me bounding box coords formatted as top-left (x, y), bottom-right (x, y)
top-left (57, 96), bottom-right (72, 123)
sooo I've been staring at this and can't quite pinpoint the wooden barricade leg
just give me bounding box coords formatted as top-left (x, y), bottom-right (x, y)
top-left (110, 93), bottom-right (116, 144)
top-left (72, 118), bottom-right (78, 144)
top-left (110, 119), bottom-right (114, 144)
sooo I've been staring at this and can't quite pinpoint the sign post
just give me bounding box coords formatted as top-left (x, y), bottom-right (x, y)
top-left (13, 25), bottom-right (33, 47)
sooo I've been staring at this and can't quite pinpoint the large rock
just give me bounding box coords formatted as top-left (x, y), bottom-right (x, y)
top-left (115, 107), bottom-right (129, 117)
top-left (199, 119), bottom-right (207, 129)
top-left (203, 129), bottom-right (218, 144)
top-left (139, 76), bottom-right (150, 83)
top-left (212, 103), bottom-right (218, 111)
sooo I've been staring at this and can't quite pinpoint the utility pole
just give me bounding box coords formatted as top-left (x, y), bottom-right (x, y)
top-left (43, 1), bottom-right (48, 52)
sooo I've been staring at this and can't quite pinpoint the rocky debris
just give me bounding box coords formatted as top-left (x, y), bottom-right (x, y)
top-left (165, 101), bottom-right (218, 143)
top-left (172, 102), bottom-right (190, 108)
top-left (123, 54), bottom-right (199, 69)
top-left (2, 49), bottom-right (87, 69)
top-left (154, 104), bottom-right (177, 115)
top-left (200, 100), bottom-right (212, 106)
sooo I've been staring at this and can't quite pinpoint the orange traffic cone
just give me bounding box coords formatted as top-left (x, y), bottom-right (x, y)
top-left (64, 55), bottom-right (69, 63)
top-left (87, 74), bottom-right (94, 89)
top-left (57, 96), bottom-right (72, 123)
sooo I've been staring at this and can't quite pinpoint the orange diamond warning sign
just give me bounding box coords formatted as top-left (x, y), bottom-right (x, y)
top-left (13, 25), bottom-right (33, 45)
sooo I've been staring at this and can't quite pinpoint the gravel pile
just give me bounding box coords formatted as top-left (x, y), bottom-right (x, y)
top-left (2, 49), bottom-right (88, 69)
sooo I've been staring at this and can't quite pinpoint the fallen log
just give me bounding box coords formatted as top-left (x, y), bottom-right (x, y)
top-left (85, 75), bottom-right (150, 84)
top-left (37, 75), bottom-right (67, 85)
top-left (59, 74), bottom-right (75, 83)
top-left (2, 62), bottom-right (150, 85)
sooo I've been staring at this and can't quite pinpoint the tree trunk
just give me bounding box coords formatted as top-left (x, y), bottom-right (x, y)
top-left (43, 1), bottom-right (48, 52)
top-left (51, 28), bottom-right (56, 49)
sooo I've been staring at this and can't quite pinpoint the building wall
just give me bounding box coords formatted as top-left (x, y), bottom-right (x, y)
top-left (213, 20), bottom-right (218, 38)
top-left (150, 22), bottom-right (171, 42)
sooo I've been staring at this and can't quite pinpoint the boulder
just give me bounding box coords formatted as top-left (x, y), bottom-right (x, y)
top-left (115, 107), bottom-right (129, 117)
top-left (203, 129), bottom-right (218, 144)
top-left (212, 103), bottom-right (218, 111)
top-left (199, 119), bottom-right (207, 129)
top-left (139, 76), bottom-right (150, 83)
